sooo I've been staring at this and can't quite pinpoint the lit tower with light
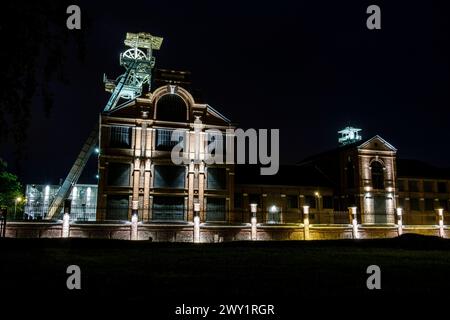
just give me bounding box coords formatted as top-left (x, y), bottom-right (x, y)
top-left (104, 32), bottom-right (163, 111)
top-left (338, 127), bottom-right (362, 146)
top-left (47, 32), bottom-right (163, 219)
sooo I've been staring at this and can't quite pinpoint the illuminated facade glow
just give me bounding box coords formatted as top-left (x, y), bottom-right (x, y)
top-left (338, 127), bottom-right (362, 146)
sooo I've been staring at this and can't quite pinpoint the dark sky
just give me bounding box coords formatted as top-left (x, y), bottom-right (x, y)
top-left (2, 0), bottom-right (450, 184)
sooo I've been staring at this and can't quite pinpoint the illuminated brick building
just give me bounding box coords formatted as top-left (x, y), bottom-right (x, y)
top-left (96, 84), bottom-right (235, 223)
top-left (94, 81), bottom-right (450, 226)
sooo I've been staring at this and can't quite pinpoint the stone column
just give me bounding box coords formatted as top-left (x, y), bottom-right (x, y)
top-left (198, 162), bottom-right (205, 221)
top-left (132, 158), bottom-right (141, 206)
top-left (187, 162), bottom-right (195, 221)
top-left (250, 203), bottom-right (257, 241)
top-left (436, 208), bottom-right (444, 238)
top-left (396, 208), bottom-right (403, 236)
top-left (143, 159), bottom-right (151, 221)
top-left (349, 206), bottom-right (358, 239)
top-left (194, 202), bottom-right (200, 243)
top-left (303, 205), bottom-right (310, 240)
top-left (131, 200), bottom-right (139, 241)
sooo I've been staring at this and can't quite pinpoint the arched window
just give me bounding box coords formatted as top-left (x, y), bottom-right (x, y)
top-left (371, 161), bottom-right (384, 190)
top-left (155, 94), bottom-right (187, 122)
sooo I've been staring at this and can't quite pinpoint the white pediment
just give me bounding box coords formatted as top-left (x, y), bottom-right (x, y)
top-left (358, 135), bottom-right (397, 152)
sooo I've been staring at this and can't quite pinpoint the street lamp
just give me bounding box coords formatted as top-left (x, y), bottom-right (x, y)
top-left (269, 205), bottom-right (278, 223)
top-left (15, 196), bottom-right (22, 218)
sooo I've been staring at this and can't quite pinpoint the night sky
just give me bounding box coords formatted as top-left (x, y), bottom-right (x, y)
top-left (2, 0), bottom-right (450, 185)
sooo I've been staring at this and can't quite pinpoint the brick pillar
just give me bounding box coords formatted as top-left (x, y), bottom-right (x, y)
top-left (62, 199), bottom-right (71, 238)
top-left (349, 206), bottom-right (358, 239)
top-left (436, 208), bottom-right (444, 238)
top-left (194, 202), bottom-right (200, 243)
top-left (187, 162), bottom-right (195, 221)
top-left (396, 207), bottom-right (403, 236)
top-left (131, 200), bottom-right (139, 240)
top-left (198, 162), bottom-right (205, 221)
top-left (251, 203), bottom-right (258, 241)
top-left (251, 216), bottom-right (257, 241)
top-left (303, 205), bottom-right (310, 240)
top-left (132, 158), bottom-right (141, 205)
top-left (143, 159), bottom-right (151, 221)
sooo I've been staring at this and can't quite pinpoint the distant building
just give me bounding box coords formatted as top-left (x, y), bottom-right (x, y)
top-left (25, 184), bottom-right (97, 221)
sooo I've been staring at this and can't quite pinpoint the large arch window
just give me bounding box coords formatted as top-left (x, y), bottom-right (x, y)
top-left (371, 161), bottom-right (385, 190)
top-left (155, 94), bottom-right (187, 122)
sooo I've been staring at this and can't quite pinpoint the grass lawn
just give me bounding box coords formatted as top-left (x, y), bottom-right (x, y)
top-left (1, 234), bottom-right (449, 316)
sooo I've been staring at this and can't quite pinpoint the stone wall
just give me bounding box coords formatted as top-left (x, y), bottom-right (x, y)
top-left (3, 222), bottom-right (448, 241)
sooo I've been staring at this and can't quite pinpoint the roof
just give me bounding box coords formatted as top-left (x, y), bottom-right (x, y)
top-left (299, 135), bottom-right (396, 165)
top-left (397, 159), bottom-right (450, 179)
top-left (235, 164), bottom-right (335, 188)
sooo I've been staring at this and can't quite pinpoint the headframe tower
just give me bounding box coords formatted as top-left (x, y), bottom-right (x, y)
top-left (47, 32), bottom-right (163, 219)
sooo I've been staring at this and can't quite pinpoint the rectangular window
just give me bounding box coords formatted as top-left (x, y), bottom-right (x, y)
top-left (152, 196), bottom-right (185, 221)
top-left (154, 165), bottom-right (185, 188)
top-left (110, 126), bottom-right (131, 148)
top-left (423, 181), bottom-right (434, 193)
top-left (287, 195), bottom-right (298, 209)
top-left (106, 196), bottom-right (129, 220)
top-left (424, 198), bottom-right (434, 211)
top-left (322, 196), bottom-right (333, 209)
top-left (155, 128), bottom-right (184, 151)
top-left (410, 198), bottom-right (420, 211)
top-left (438, 182), bottom-right (447, 193)
top-left (207, 167), bottom-right (226, 190)
top-left (408, 181), bottom-right (419, 192)
top-left (107, 163), bottom-right (130, 186)
top-left (206, 198), bottom-right (226, 221)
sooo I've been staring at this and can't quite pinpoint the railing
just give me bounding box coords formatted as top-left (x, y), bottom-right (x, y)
top-left (12, 206), bottom-right (450, 227)
top-left (151, 209), bottom-right (186, 222)
top-left (402, 212), bottom-right (441, 225)
top-left (230, 210), bottom-right (351, 225)
top-left (205, 210), bottom-right (226, 222)
top-left (22, 205), bottom-right (97, 221)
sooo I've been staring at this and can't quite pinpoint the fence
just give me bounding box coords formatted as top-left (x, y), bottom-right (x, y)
top-left (402, 212), bottom-right (437, 225)
top-left (3, 205), bottom-right (450, 241)
top-left (13, 205), bottom-right (450, 228)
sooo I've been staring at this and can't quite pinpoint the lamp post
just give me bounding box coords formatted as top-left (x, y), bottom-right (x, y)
top-left (314, 191), bottom-right (320, 223)
top-left (269, 205), bottom-right (278, 223)
top-left (14, 197), bottom-right (22, 219)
